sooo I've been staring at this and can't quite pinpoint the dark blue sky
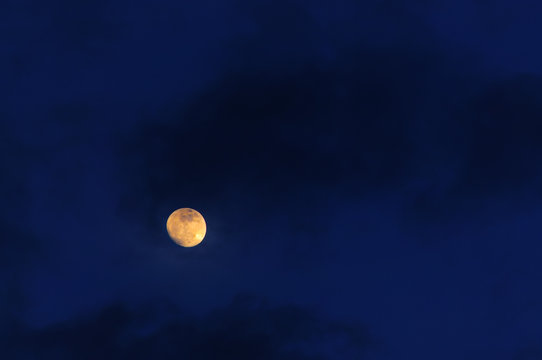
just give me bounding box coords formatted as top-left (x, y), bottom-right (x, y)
top-left (2, 0), bottom-right (542, 359)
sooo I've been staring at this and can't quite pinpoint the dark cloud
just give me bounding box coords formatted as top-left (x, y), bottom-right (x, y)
top-left (115, 0), bottom-right (455, 225)
top-left (406, 73), bottom-right (542, 224)
top-left (118, 46), bottom-right (443, 214)
top-left (459, 74), bottom-right (542, 191)
top-left (6, 294), bottom-right (370, 360)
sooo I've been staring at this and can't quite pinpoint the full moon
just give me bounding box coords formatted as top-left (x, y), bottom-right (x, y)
top-left (166, 208), bottom-right (206, 247)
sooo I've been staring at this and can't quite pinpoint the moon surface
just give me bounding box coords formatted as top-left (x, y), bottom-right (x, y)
top-left (166, 208), bottom-right (206, 247)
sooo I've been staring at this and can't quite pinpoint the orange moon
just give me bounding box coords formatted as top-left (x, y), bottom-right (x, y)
top-left (166, 208), bottom-right (206, 247)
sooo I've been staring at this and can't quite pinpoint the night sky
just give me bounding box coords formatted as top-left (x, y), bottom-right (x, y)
top-left (3, 1), bottom-right (542, 359)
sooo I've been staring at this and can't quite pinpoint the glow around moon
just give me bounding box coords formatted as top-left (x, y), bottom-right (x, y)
top-left (166, 208), bottom-right (206, 247)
